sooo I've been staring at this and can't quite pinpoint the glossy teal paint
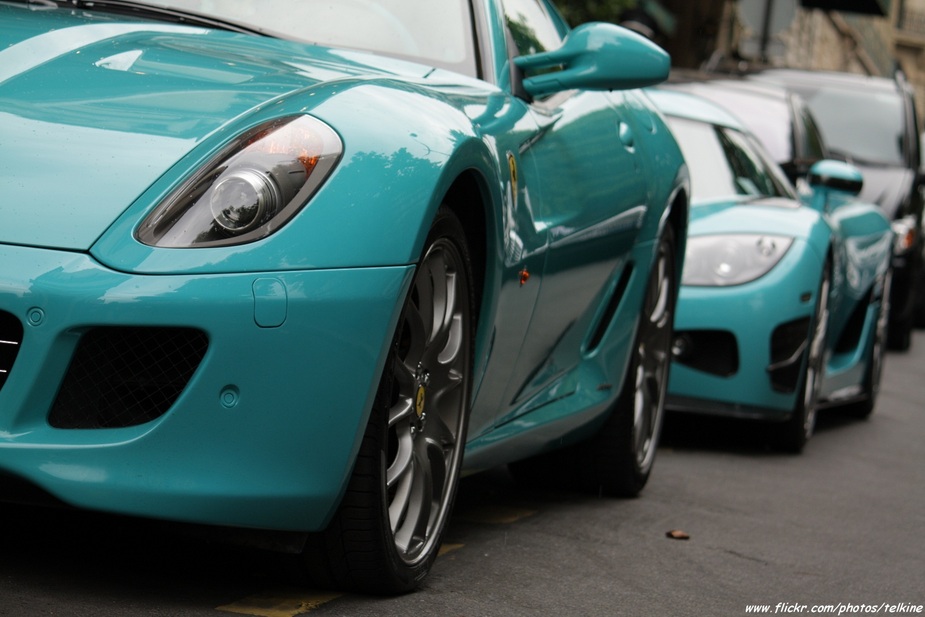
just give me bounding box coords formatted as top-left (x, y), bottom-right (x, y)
top-left (0, 243), bottom-right (412, 530)
top-left (686, 197), bottom-right (827, 246)
top-left (668, 194), bottom-right (891, 417)
top-left (656, 86), bottom-right (891, 418)
top-left (252, 278), bottom-right (287, 328)
top-left (465, 237), bottom-right (657, 470)
top-left (515, 23), bottom-right (670, 97)
top-left (0, 1), bottom-right (687, 530)
top-left (0, 5), bottom-right (434, 253)
top-left (669, 238), bottom-right (823, 414)
top-left (805, 159), bottom-right (865, 214)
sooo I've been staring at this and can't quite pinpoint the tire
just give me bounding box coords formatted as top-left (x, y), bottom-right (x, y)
top-left (580, 226), bottom-right (677, 497)
top-left (888, 261), bottom-right (913, 350)
top-left (844, 268), bottom-right (892, 419)
top-left (887, 313), bottom-right (912, 351)
top-left (303, 206), bottom-right (473, 594)
top-left (776, 263), bottom-right (830, 453)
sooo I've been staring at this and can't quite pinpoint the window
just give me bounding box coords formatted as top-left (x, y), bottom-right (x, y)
top-left (667, 117), bottom-right (794, 202)
top-left (502, 0), bottom-right (564, 57)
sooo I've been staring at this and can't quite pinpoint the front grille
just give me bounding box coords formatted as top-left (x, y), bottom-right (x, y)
top-left (768, 318), bottom-right (810, 393)
top-left (0, 311), bottom-right (24, 393)
top-left (49, 327), bottom-right (208, 429)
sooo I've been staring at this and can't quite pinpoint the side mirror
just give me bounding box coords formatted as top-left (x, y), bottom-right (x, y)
top-left (513, 23), bottom-right (670, 99)
top-left (806, 160), bottom-right (863, 212)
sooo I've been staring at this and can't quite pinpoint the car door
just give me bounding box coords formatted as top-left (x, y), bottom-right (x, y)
top-left (492, 0), bottom-right (649, 424)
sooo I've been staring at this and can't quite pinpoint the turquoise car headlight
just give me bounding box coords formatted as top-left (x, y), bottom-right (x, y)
top-left (137, 115), bottom-right (342, 248)
top-left (682, 234), bottom-right (793, 286)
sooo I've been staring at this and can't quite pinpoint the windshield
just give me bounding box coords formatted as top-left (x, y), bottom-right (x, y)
top-left (685, 87), bottom-right (794, 165)
top-left (666, 116), bottom-right (795, 203)
top-left (81, 0), bottom-right (477, 76)
top-left (794, 86), bottom-right (905, 166)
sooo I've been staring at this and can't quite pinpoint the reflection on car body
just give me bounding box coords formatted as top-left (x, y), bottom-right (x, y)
top-left (649, 87), bottom-right (893, 453)
top-left (0, 0), bottom-right (688, 593)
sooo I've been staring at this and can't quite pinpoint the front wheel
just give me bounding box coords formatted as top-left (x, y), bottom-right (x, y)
top-left (776, 263), bottom-right (830, 453)
top-left (303, 206), bottom-right (473, 594)
top-left (581, 226), bottom-right (677, 496)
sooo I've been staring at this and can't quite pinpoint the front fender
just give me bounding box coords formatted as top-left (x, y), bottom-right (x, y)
top-left (93, 80), bottom-right (505, 275)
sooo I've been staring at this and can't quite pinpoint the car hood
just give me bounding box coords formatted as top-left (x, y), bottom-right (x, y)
top-left (854, 165), bottom-right (914, 220)
top-left (0, 5), bottom-right (429, 250)
top-left (688, 197), bottom-right (821, 239)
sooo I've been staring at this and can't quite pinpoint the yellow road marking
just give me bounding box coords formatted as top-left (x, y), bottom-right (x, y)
top-left (438, 542), bottom-right (465, 556)
top-left (455, 505), bottom-right (537, 525)
top-left (216, 589), bottom-right (341, 617)
top-left (216, 518), bottom-right (514, 614)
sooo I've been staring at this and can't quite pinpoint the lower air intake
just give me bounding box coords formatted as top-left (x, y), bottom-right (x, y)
top-left (49, 327), bottom-right (208, 429)
top-left (0, 311), bottom-right (24, 393)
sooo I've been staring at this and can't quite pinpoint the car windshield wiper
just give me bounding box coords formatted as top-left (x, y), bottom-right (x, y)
top-left (14, 0), bottom-right (265, 36)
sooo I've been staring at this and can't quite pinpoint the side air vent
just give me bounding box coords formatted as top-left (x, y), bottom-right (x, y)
top-left (586, 263), bottom-right (634, 352)
top-left (49, 327), bottom-right (208, 429)
top-left (0, 311), bottom-right (24, 392)
top-left (768, 318), bottom-right (811, 393)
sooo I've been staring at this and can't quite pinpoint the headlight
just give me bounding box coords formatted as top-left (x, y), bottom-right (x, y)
top-left (682, 234), bottom-right (793, 286)
top-left (137, 115), bottom-right (342, 248)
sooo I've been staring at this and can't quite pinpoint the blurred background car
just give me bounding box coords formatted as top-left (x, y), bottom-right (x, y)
top-left (744, 69), bottom-right (925, 350)
top-left (648, 87), bottom-right (894, 452)
top-left (669, 69), bottom-right (922, 351)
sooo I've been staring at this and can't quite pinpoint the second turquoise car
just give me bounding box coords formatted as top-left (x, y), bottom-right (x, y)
top-left (649, 88), bottom-right (893, 452)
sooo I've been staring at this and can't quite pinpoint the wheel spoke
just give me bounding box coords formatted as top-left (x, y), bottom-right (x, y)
top-left (648, 256), bottom-right (670, 326)
top-left (422, 400), bottom-right (459, 452)
top-left (393, 438), bottom-right (435, 554)
top-left (436, 313), bottom-right (464, 365)
top-left (419, 254), bottom-right (452, 347)
top-left (375, 225), bottom-right (471, 568)
top-left (400, 301), bottom-right (428, 372)
top-left (388, 454), bottom-right (414, 535)
top-left (421, 263), bottom-right (459, 366)
top-left (388, 395), bottom-right (415, 429)
top-left (387, 421), bottom-right (414, 487)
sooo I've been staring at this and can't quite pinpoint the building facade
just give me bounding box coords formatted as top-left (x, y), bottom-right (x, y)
top-left (648, 0), bottom-right (924, 126)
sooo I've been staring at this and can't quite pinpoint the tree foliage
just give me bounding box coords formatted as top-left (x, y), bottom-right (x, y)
top-left (552, 0), bottom-right (637, 26)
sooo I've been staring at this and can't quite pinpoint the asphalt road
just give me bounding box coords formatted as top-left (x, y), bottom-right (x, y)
top-left (1, 333), bottom-right (923, 616)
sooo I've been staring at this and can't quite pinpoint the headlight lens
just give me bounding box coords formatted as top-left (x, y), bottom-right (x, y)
top-left (682, 234), bottom-right (793, 286)
top-left (137, 115), bottom-right (342, 248)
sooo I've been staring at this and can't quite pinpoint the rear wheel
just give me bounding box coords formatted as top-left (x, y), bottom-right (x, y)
top-left (776, 264), bottom-right (830, 453)
top-left (844, 268), bottom-right (891, 419)
top-left (888, 266), bottom-right (912, 350)
top-left (887, 313), bottom-right (912, 351)
top-left (581, 226), bottom-right (677, 496)
top-left (304, 206), bottom-right (473, 594)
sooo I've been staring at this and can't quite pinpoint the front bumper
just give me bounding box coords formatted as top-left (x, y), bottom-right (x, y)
top-left (0, 244), bottom-right (413, 531)
top-left (667, 240), bottom-right (823, 418)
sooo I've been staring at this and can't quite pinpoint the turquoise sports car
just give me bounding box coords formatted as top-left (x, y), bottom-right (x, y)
top-left (0, 0), bottom-right (688, 593)
top-left (649, 88), bottom-right (893, 453)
